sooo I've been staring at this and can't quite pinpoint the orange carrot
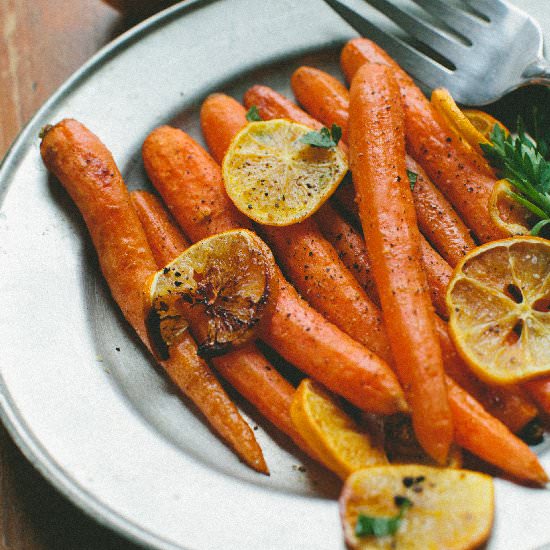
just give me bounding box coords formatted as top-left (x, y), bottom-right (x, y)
top-left (201, 93), bottom-right (392, 362)
top-left (262, 219), bottom-right (392, 362)
top-left (341, 38), bottom-right (507, 243)
top-left (321, 200), bottom-right (537, 433)
top-left (291, 66), bottom-right (351, 142)
top-left (244, 85), bottom-right (322, 129)
top-left (130, 190), bottom-right (313, 455)
top-left (448, 380), bottom-right (548, 485)
top-left (419, 237), bottom-right (452, 320)
top-left (318, 203), bottom-right (379, 304)
top-left (524, 378), bottom-right (550, 416)
top-left (291, 66), bottom-right (476, 266)
top-left (332, 176), bottom-right (452, 320)
top-left (243, 85), bottom-right (349, 158)
top-left (142, 125), bottom-right (407, 415)
top-left (349, 63), bottom-right (452, 463)
top-left (200, 93), bottom-right (248, 165)
top-left (40, 119), bottom-right (268, 474)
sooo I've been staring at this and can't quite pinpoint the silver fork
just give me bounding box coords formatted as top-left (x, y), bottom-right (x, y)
top-left (323, 0), bottom-right (550, 105)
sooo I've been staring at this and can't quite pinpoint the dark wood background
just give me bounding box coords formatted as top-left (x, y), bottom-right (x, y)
top-left (0, 2), bottom-right (172, 548)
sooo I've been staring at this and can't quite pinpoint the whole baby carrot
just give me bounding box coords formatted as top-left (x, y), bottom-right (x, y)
top-left (349, 64), bottom-right (453, 463)
top-left (142, 126), bottom-right (407, 415)
top-left (39, 119), bottom-right (268, 474)
top-left (130, 190), bottom-right (313, 455)
top-left (291, 66), bottom-right (476, 266)
top-left (341, 38), bottom-right (507, 243)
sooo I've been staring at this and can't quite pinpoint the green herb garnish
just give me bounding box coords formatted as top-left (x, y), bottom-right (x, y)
top-left (481, 118), bottom-right (550, 236)
top-left (245, 105), bottom-right (262, 122)
top-left (355, 496), bottom-right (412, 538)
top-left (299, 124), bottom-right (342, 148)
top-left (407, 169), bottom-right (418, 191)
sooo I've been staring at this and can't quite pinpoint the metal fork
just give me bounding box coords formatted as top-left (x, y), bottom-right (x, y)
top-left (323, 0), bottom-right (550, 105)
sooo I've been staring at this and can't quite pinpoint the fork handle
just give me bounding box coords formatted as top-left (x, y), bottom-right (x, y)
top-left (522, 58), bottom-right (550, 86)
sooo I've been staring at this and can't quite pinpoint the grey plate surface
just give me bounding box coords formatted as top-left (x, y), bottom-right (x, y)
top-left (0, 0), bottom-right (549, 549)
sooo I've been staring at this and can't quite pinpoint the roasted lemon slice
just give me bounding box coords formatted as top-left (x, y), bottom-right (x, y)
top-left (462, 109), bottom-right (509, 140)
top-left (340, 465), bottom-right (494, 550)
top-left (447, 237), bottom-right (550, 384)
top-left (146, 229), bottom-right (276, 359)
top-left (431, 89), bottom-right (500, 157)
top-left (290, 379), bottom-right (387, 480)
top-left (222, 119), bottom-right (348, 226)
top-left (489, 179), bottom-right (537, 236)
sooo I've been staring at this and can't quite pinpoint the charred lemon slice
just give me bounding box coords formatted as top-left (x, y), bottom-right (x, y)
top-left (146, 229), bottom-right (276, 359)
top-left (340, 465), bottom-right (494, 550)
top-left (222, 119), bottom-right (348, 226)
top-left (489, 179), bottom-right (537, 236)
top-left (290, 379), bottom-right (387, 480)
top-left (447, 237), bottom-right (550, 384)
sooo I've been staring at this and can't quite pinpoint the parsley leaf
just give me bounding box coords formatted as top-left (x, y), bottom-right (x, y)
top-left (299, 124), bottom-right (342, 148)
top-left (481, 118), bottom-right (550, 236)
top-left (245, 105), bottom-right (262, 122)
top-left (406, 169), bottom-right (418, 190)
top-left (355, 497), bottom-right (412, 538)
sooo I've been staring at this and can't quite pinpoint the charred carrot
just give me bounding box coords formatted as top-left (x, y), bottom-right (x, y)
top-left (341, 38), bottom-right (507, 243)
top-left (447, 379), bottom-right (548, 485)
top-left (320, 202), bottom-right (537, 432)
top-left (291, 66), bottom-right (476, 266)
top-left (39, 119), bottom-right (268, 474)
top-left (349, 64), bottom-right (452, 463)
top-left (142, 126), bottom-right (407, 415)
top-left (201, 93), bottom-right (392, 361)
top-left (130, 190), bottom-right (313, 455)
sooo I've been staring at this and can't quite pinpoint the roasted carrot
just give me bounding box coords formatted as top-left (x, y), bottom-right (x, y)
top-left (244, 85), bottom-right (322, 129)
top-left (349, 63), bottom-right (452, 463)
top-left (39, 119), bottom-right (268, 474)
top-left (419, 237), bottom-right (452, 320)
top-left (143, 126), bottom-right (407, 415)
top-left (525, 378), bottom-right (550, 416)
top-left (318, 203), bottom-right (379, 304)
top-left (321, 196), bottom-right (538, 433)
top-left (341, 38), bottom-right (507, 243)
top-left (291, 66), bottom-right (476, 266)
top-left (290, 66), bottom-right (351, 143)
top-left (262, 219), bottom-right (392, 362)
top-left (130, 190), bottom-right (314, 455)
top-left (243, 85), bottom-right (349, 158)
top-left (448, 380), bottom-right (548, 485)
top-left (200, 93), bottom-right (248, 166)
top-left (201, 93), bottom-right (392, 361)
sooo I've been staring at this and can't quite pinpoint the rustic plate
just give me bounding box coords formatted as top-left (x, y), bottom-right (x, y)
top-left (0, 1), bottom-right (549, 548)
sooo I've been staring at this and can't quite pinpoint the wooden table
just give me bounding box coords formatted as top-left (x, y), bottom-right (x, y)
top-left (0, 2), bottom-right (171, 547)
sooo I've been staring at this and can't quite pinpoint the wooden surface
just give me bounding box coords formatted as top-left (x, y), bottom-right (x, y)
top-left (0, 2), bottom-right (167, 548)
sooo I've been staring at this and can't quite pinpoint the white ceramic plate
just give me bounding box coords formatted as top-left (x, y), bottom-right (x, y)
top-left (1, 1), bottom-right (549, 548)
